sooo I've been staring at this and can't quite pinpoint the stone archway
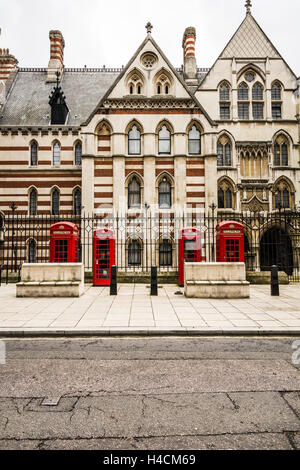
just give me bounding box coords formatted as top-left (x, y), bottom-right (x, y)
top-left (260, 227), bottom-right (293, 275)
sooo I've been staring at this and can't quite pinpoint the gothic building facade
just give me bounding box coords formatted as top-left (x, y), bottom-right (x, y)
top-left (0, 5), bottom-right (299, 271)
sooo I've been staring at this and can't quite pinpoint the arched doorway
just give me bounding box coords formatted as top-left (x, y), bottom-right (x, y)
top-left (260, 227), bottom-right (293, 275)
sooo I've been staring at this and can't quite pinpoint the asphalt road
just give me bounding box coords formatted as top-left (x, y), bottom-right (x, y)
top-left (0, 336), bottom-right (299, 450)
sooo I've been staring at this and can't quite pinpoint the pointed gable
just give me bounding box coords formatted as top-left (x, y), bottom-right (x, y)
top-left (220, 13), bottom-right (281, 59)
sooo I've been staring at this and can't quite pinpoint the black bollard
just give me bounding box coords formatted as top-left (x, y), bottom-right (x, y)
top-left (271, 265), bottom-right (279, 296)
top-left (110, 265), bottom-right (117, 296)
top-left (151, 266), bottom-right (158, 296)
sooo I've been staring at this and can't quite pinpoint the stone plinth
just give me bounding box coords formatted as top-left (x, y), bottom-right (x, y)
top-left (16, 263), bottom-right (84, 297)
top-left (184, 262), bottom-right (250, 298)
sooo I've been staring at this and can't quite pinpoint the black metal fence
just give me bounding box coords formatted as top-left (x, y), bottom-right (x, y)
top-left (0, 209), bottom-right (300, 283)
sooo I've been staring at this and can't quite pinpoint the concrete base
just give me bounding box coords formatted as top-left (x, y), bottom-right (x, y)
top-left (16, 263), bottom-right (84, 297)
top-left (246, 271), bottom-right (289, 285)
top-left (184, 262), bottom-right (250, 299)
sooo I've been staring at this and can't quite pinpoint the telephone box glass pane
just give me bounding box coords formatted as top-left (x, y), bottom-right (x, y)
top-left (226, 239), bottom-right (239, 262)
top-left (96, 240), bottom-right (110, 279)
top-left (54, 239), bottom-right (68, 263)
top-left (184, 239), bottom-right (197, 262)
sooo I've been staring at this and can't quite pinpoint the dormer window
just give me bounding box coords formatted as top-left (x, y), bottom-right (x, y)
top-left (49, 73), bottom-right (69, 125)
top-left (155, 70), bottom-right (172, 96)
top-left (126, 70), bottom-right (144, 95)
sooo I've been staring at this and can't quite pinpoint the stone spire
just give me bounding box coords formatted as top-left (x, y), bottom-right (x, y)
top-left (245, 0), bottom-right (252, 15)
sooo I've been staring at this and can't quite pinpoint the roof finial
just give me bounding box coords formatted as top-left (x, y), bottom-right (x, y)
top-left (245, 0), bottom-right (252, 14)
top-left (146, 22), bottom-right (153, 34)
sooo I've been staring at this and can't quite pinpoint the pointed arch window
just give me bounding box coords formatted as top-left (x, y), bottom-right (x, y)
top-left (128, 176), bottom-right (141, 209)
top-left (30, 142), bottom-right (38, 166)
top-left (238, 83), bottom-right (249, 119)
top-left (238, 83), bottom-right (249, 100)
top-left (128, 239), bottom-right (142, 266)
top-left (252, 82), bottom-right (264, 119)
top-left (159, 239), bottom-right (173, 266)
top-left (52, 188), bottom-right (60, 215)
top-left (272, 83), bottom-right (282, 119)
top-left (29, 188), bottom-right (37, 216)
top-left (217, 138), bottom-right (231, 166)
top-left (252, 83), bottom-right (263, 100)
top-left (274, 183), bottom-right (291, 209)
top-left (128, 125), bottom-right (141, 155)
top-left (74, 188), bottom-right (81, 215)
top-left (28, 239), bottom-right (36, 263)
top-left (158, 125), bottom-right (171, 154)
top-left (75, 142), bottom-right (82, 166)
top-left (274, 137), bottom-right (288, 166)
top-left (53, 142), bottom-right (60, 166)
top-left (219, 83), bottom-right (231, 119)
top-left (218, 180), bottom-right (234, 209)
top-left (158, 177), bottom-right (171, 209)
top-left (188, 125), bottom-right (201, 155)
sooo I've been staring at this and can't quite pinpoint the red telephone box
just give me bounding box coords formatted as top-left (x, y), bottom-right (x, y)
top-left (178, 227), bottom-right (201, 286)
top-left (216, 221), bottom-right (245, 263)
top-left (50, 222), bottom-right (79, 263)
top-left (93, 228), bottom-right (115, 286)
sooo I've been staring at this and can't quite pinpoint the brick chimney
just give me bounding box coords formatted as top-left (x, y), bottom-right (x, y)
top-left (0, 48), bottom-right (18, 81)
top-left (47, 30), bottom-right (65, 82)
top-left (182, 27), bottom-right (197, 84)
top-left (0, 48), bottom-right (18, 108)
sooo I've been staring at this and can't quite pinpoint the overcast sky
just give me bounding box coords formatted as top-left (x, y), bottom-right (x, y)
top-left (0, 0), bottom-right (299, 75)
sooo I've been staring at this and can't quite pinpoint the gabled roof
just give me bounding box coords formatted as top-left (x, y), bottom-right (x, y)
top-left (219, 12), bottom-right (281, 59)
top-left (198, 12), bottom-right (297, 90)
top-left (83, 32), bottom-right (215, 126)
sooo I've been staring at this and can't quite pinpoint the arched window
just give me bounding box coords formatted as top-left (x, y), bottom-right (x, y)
top-left (252, 82), bottom-right (264, 119)
top-left (74, 188), bottom-right (81, 215)
top-left (238, 83), bottom-right (249, 119)
top-left (28, 239), bottom-right (36, 263)
top-left (273, 179), bottom-right (294, 209)
top-left (238, 83), bottom-right (249, 100)
top-left (52, 188), bottom-right (60, 215)
top-left (128, 239), bottom-right (141, 266)
top-left (155, 72), bottom-right (172, 96)
top-left (158, 125), bottom-right (171, 154)
top-left (218, 180), bottom-right (234, 209)
top-left (53, 142), bottom-right (60, 166)
top-left (219, 83), bottom-right (230, 119)
top-left (30, 142), bottom-right (38, 166)
top-left (29, 188), bottom-right (37, 216)
top-left (252, 83), bottom-right (263, 100)
top-left (217, 137), bottom-right (231, 166)
top-left (126, 70), bottom-right (144, 95)
top-left (128, 176), bottom-right (141, 209)
top-left (128, 125), bottom-right (141, 155)
top-left (158, 177), bottom-right (171, 209)
top-left (75, 142), bottom-right (82, 166)
top-left (272, 83), bottom-right (282, 119)
top-left (274, 136), bottom-right (288, 166)
top-left (188, 125), bottom-right (201, 155)
top-left (159, 239), bottom-right (172, 266)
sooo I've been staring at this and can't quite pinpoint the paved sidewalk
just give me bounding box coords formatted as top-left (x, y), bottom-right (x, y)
top-left (0, 284), bottom-right (299, 336)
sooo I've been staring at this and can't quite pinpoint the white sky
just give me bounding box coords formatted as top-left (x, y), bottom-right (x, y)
top-left (0, 0), bottom-right (299, 75)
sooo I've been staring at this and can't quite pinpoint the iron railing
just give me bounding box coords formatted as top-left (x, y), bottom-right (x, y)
top-left (0, 209), bottom-right (300, 283)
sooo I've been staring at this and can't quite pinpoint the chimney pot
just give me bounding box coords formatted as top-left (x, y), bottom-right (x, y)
top-left (47, 29), bottom-right (65, 82)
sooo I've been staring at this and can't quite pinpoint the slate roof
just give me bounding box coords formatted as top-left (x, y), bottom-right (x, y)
top-left (0, 61), bottom-right (209, 128)
top-left (0, 69), bottom-right (119, 127)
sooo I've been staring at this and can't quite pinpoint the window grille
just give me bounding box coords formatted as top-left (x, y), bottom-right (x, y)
top-left (220, 103), bottom-right (230, 119)
top-left (238, 102), bottom-right (249, 119)
top-left (253, 102), bottom-right (264, 119)
top-left (219, 84), bottom-right (230, 101)
top-left (252, 83), bottom-right (263, 100)
top-left (238, 83), bottom-right (249, 100)
top-left (272, 103), bottom-right (282, 119)
top-left (272, 84), bottom-right (281, 100)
